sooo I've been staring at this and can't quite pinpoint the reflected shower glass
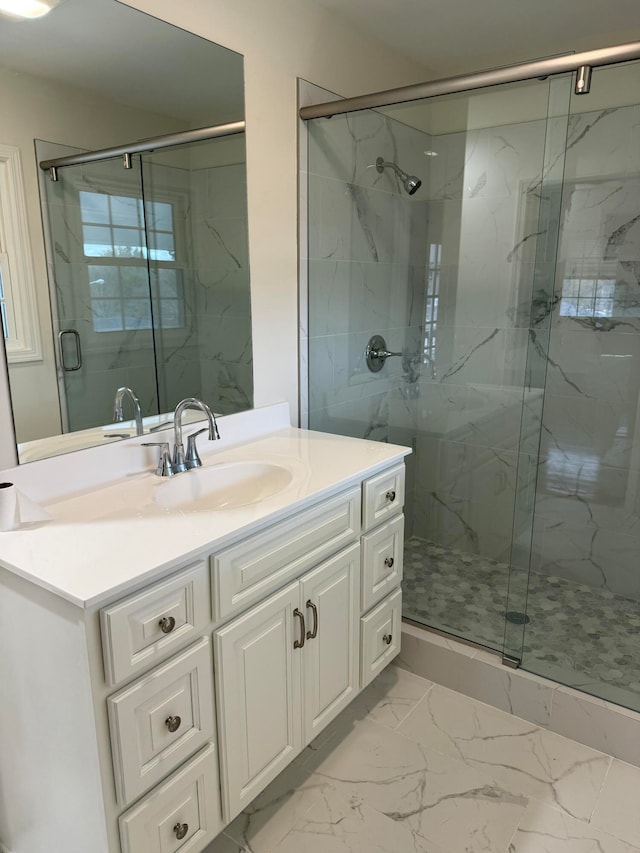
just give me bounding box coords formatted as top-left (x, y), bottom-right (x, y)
top-left (140, 132), bottom-right (252, 416)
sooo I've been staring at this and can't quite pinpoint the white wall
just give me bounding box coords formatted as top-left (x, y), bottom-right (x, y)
top-left (121, 0), bottom-right (430, 424)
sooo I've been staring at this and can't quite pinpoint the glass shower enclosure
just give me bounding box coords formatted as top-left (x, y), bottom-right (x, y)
top-left (305, 56), bottom-right (640, 713)
top-left (40, 133), bottom-right (252, 435)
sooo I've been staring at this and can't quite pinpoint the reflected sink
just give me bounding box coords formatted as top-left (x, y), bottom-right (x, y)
top-left (153, 461), bottom-right (294, 512)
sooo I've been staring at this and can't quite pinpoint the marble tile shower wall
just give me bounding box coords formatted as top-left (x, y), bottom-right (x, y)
top-left (185, 162), bottom-right (252, 415)
top-left (413, 119), bottom-right (550, 562)
top-left (140, 160), bottom-right (252, 415)
top-left (531, 104), bottom-right (640, 600)
top-left (306, 112), bottom-right (431, 495)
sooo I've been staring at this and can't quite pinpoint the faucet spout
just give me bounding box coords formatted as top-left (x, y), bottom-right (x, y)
top-left (113, 386), bottom-right (143, 436)
top-left (172, 397), bottom-right (220, 473)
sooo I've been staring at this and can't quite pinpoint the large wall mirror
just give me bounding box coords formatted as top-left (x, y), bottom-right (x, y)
top-left (0, 0), bottom-right (252, 464)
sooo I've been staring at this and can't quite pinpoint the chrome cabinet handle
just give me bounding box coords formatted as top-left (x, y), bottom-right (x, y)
top-left (173, 822), bottom-right (189, 840)
top-left (158, 616), bottom-right (176, 634)
top-left (165, 715), bottom-right (181, 733)
top-left (385, 490), bottom-right (396, 502)
top-left (306, 599), bottom-right (318, 640)
top-left (383, 634), bottom-right (393, 645)
top-left (58, 328), bottom-right (82, 372)
top-left (384, 556), bottom-right (395, 568)
top-left (293, 608), bottom-right (306, 649)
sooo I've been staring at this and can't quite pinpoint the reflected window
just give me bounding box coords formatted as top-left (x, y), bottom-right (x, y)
top-left (424, 242), bottom-right (441, 371)
top-left (79, 190), bottom-right (184, 332)
top-left (559, 277), bottom-right (616, 318)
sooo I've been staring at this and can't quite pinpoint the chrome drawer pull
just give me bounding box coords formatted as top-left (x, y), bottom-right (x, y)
top-left (173, 822), bottom-right (189, 840)
top-left (385, 490), bottom-right (396, 502)
top-left (383, 634), bottom-right (393, 645)
top-left (384, 556), bottom-right (394, 568)
top-left (165, 715), bottom-right (182, 733)
top-left (306, 599), bottom-right (318, 640)
top-left (293, 608), bottom-right (306, 649)
top-left (159, 616), bottom-right (176, 634)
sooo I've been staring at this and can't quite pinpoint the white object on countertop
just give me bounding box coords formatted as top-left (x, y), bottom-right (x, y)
top-left (0, 481), bottom-right (51, 531)
top-left (0, 482), bottom-right (18, 531)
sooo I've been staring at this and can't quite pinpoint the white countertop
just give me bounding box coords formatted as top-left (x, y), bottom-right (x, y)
top-left (0, 405), bottom-right (410, 609)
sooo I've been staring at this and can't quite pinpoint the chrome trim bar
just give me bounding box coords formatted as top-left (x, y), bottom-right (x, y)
top-left (39, 120), bottom-right (246, 172)
top-left (299, 40), bottom-right (640, 120)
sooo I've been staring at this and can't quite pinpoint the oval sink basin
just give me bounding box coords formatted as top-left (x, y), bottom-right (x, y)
top-left (153, 461), bottom-right (294, 512)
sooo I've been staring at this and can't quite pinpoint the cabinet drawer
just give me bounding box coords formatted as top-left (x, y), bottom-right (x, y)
top-left (101, 562), bottom-right (210, 686)
top-left (108, 637), bottom-right (215, 806)
top-left (362, 465), bottom-right (405, 531)
top-left (212, 488), bottom-right (360, 621)
top-left (360, 588), bottom-right (402, 688)
top-left (119, 743), bottom-right (222, 853)
top-left (361, 515), bottom-right (404, 613)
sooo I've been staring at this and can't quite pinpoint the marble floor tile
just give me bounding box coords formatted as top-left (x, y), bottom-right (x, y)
top-left (222, 760), bottom-right (326, 853)
top-left (508, 801), bottom-right (640, 852)
top-left (590, 759), bottom-right (640, 847)
top-left (206, 666), bottom-right (639, 853)
top-left (270, 786), bottom-right (445, 853)
top-left (305, 717), bottom-right (529, 852)
top-left (397, 684), bottom-right (611, 821)
top-left (344, 662), bottom-right (433, 730)
top-left (203, 831), bottom-right (251, 852)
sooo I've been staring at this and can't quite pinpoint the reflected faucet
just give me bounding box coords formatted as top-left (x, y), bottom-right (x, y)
top-left (113, 386), bottom-right (143, 436)
top-left (173, 397), bottom-right (220, 473)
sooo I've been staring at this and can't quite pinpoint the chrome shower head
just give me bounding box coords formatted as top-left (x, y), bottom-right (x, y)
top-left (375, 156), bottom-right (422, 195)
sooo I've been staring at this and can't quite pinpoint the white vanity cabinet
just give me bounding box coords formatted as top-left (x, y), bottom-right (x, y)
top-left (214, 543), bottom-right (360, 821)
top-left (0, 423), bottom-right (408, 853)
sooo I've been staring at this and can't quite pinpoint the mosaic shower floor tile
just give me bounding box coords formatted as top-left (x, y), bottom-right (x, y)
top-left (403, 536), bottom-right (640, 709)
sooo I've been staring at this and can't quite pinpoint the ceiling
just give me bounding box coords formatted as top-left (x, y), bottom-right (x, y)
top-left (316, 0), bottom-right (640, 79)
top-left (0, 0), bottom-right (244, 124)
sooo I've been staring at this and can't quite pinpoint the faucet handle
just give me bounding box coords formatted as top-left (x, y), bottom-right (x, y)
top-left (185, 428), bottom-right (208, 470)
top-left (142, 442), bottom-right (175, 477)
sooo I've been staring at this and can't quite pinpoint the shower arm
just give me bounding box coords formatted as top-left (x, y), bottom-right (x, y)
top-left (376, 158), bottom-right (408, 181)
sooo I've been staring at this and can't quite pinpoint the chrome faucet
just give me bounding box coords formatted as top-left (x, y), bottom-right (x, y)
top-left (113, 386), bottom-right (143, 436)
top-left (172, 397), bottom-right (220, 473)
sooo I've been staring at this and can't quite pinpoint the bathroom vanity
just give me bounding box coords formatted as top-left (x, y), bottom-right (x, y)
top-left (0, 404), bottom-right (409, 853)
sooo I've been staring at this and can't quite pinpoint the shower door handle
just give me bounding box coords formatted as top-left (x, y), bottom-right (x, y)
top-left (58, 329), bottom-right (83, 372)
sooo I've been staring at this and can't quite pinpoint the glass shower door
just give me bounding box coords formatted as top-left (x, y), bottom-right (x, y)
top-left (512, 59), bottom-right (640, 712)
top-left (306, 73), bottom-right (572, 653)
top-left (44, 155), bottom-right (159, 432)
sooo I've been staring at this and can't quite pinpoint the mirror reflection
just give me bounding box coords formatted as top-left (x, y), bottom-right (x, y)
top-left (0, 0), bottom-right (252, 463)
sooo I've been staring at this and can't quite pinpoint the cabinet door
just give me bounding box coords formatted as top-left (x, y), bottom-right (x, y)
top-left (301, 543), bottom-right (360, 744)
top-left (214, 581), bottom-right (303, 823)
